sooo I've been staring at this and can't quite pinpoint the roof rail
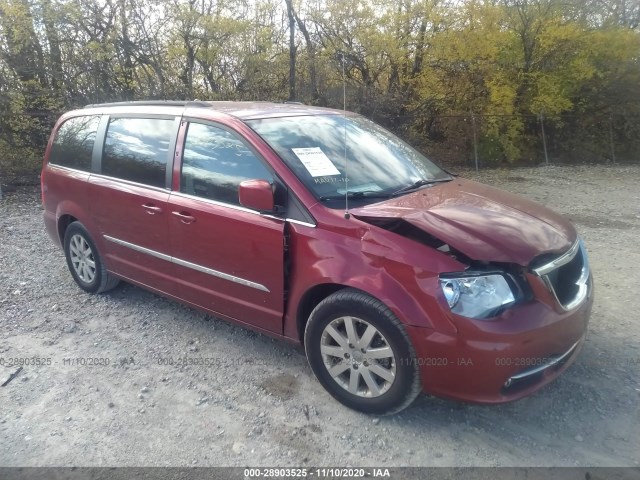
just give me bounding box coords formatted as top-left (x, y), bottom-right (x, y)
top-left (84, 100), bottom-right (211, 109)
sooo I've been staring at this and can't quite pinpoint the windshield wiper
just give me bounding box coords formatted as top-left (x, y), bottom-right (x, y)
top-left (319, 191), bottom-right (393, 201)
top-left (391, 177), bottom-right (452, 196)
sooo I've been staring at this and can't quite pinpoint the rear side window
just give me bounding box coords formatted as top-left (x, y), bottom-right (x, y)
top-left (49, 115), bottom-right (100, 171)
top-left (102, 117), bottom-right (175, 188)
top-left (181, 122), bottom-right (274, 205)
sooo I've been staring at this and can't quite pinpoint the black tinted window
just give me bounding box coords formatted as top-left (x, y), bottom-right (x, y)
top-left (102, 117), bottom-right (175, 188)
top-left (49, 115), bottom-right (100, 171)
top-left (181, 123), bottom-right (273, 205)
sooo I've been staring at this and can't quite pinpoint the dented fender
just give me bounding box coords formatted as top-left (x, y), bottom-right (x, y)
top-left (283, 218), bottom-right (466, 340)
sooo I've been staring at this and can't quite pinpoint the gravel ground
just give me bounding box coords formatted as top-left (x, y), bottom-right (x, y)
top-left (0, 165), bottom-right (639, 467)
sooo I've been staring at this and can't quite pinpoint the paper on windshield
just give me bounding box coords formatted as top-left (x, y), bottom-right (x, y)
top-left (292, 147), bottom-right (341, 177)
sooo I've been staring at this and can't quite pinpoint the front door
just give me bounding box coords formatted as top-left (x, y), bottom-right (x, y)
top-left (168, 121), bottom-right (285, 333)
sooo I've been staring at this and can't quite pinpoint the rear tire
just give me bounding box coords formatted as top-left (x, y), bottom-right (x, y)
top-left (63, 222), bottom-right (119, 294)
top-left (304, 288), bottom-right (421, 415)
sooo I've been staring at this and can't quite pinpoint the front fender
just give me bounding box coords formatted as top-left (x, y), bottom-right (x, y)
top-left (284, 222), bottom-right (465, 340)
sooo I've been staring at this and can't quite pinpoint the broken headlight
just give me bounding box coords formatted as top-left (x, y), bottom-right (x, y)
top-left (439, 273), bottom-right (515, 319)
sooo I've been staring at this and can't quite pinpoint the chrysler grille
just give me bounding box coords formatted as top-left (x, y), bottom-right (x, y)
top-left (532, 239), bottom-right (591, 311)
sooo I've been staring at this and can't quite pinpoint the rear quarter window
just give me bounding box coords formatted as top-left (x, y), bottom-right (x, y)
top-left (48, 115), bottom-right (101, 171)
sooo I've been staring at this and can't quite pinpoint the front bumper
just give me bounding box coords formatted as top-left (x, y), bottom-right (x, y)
top-left (405, 284), bottom-right (593, 403)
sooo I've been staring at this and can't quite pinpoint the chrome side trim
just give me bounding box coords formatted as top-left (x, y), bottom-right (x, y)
top-left (285, 218), bottom-right (317, 228)
top-left (48, 164), bottom-right (91, 175)
top-left (103, 235), bottom-right (269, 293)
top-left (261, 214), bottom-right (316, 228)
top-left (505, 340), bottom-right (580, 386)
top-left (260, 214), bottom-right (286, 223)
top-left (104, 235), bottom-right (172, 262)
top-left (170, 193), bottom-right (317, 227)
top-left (89, 172), bottom-right (170, 193)
top-left (171, 256), bottom-right (270, 292)
top-left (170, 191), bottom-right (260, 215)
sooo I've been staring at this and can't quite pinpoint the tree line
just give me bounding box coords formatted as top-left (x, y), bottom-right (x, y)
top-left (0, 0), bottom-right (639, 183)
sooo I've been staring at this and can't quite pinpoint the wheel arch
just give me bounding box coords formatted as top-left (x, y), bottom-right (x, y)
top-left (292, 267), bottom-right (457, 341)
top-left (295, 283), bottom-right (347, 343)
top-left (57, 214), bottom-right (78, 244)
top-left (293, 277), bottom-right (437, 344)
top-left (55, 199), bottom-right (102, 250)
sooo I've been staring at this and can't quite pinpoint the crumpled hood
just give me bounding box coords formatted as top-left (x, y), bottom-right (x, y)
top-left (350, 178), bottom-right (577, 266)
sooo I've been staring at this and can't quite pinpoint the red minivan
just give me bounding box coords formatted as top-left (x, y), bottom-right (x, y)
top-left (41, 101), bottom-right (593, 414)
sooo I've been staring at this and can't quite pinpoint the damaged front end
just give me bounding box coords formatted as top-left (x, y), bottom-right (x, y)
top-left (354, 215), bottom-right (535, 320)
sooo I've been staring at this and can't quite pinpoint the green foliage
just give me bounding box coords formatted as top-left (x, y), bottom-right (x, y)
top-left (0, 0), bottom-right (639, 184)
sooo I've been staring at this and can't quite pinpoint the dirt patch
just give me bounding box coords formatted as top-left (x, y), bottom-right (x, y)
top-left (505, 175), bottom-right (528, 182)
top-left (259, 374), bottom-right (299, 401)
top-left (565, 213), bottom-right (635, 230)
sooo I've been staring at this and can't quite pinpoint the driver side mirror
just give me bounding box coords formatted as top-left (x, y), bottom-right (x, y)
top-left (239, 179), bottom-right (275, 212)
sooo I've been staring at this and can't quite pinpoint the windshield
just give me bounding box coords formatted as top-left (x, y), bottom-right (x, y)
top-left (247, 114), bottom-right (451, 205)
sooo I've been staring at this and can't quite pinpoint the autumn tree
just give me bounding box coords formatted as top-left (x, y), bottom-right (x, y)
top-left (0, 0), bottom-right (638, 182)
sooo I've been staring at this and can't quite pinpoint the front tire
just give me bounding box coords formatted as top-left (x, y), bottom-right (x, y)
top-left (304, 288), bottom-right (421, 415)
top-left (63, 222), bottom-right (119, 294)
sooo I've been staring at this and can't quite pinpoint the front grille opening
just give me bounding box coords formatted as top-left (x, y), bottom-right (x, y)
top-left (546, 251), bottom-right (584, 306)
top-left (532, 240), bottom-right (589, 310)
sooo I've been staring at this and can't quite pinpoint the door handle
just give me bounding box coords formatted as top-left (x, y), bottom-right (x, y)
top-left (142, 204), bottom-right (162, 214)
top-left (172, 211), bottom-right (196, 224)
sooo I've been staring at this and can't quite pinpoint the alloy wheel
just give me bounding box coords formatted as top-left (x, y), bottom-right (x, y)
top-left (69, 233), bottom-right (96, 283)
top-left (320, 316), bottom-right (397, 398)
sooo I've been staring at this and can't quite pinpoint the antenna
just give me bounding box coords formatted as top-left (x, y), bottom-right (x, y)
top-left (339, 52), bottom-right (350, 220)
